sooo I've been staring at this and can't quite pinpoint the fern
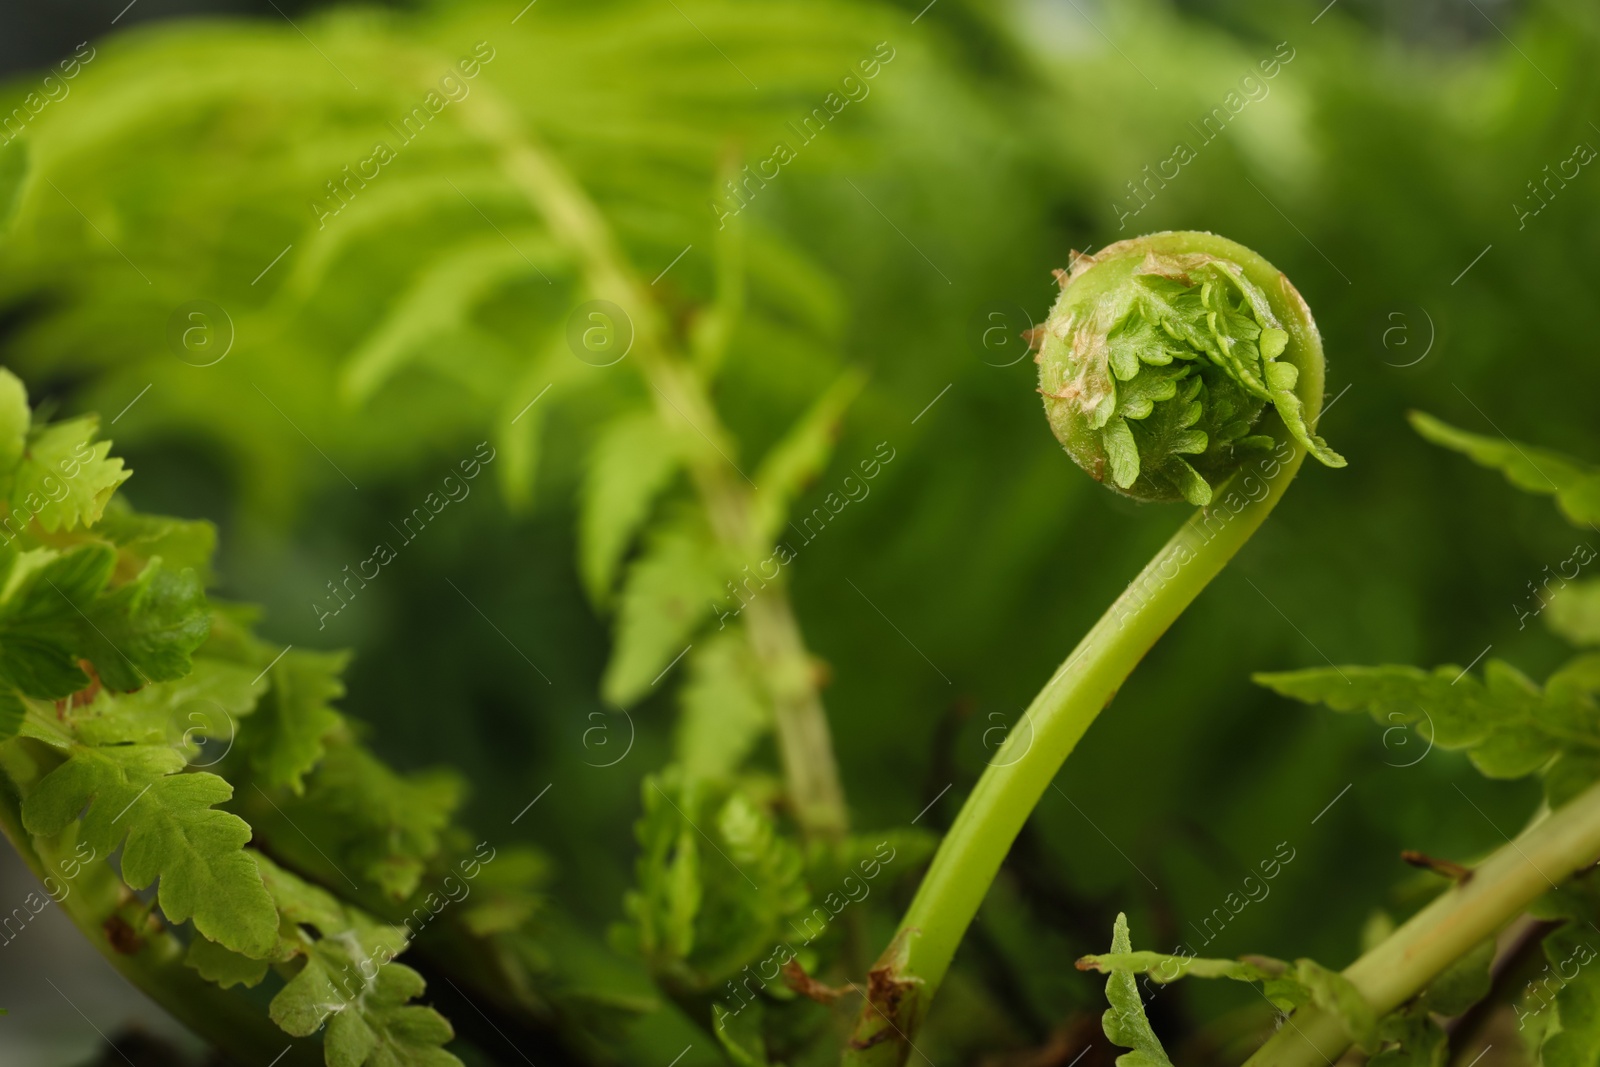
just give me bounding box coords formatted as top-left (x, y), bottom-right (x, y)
top-left (0, 365), bottom-right (559, 1065)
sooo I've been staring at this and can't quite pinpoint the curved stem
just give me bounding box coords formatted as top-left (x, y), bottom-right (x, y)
top-left (459, 88), bottom-right (848, 838)
top-left (845, 231), bottom-right (1329, 1063)
top-left (844, 442), bottom-right (1305, 1063)
top-left (1244, 778), bottom-right (1600, 1067)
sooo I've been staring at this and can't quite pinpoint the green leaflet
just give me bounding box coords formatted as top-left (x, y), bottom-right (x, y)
top-left (71, 556), bottom-right (210, 691)
top-left (603, 510), bottom-right (726, 707)
top-left (1082, 927), bottom-right (1379, 1052)
top-left (267, 737), bottom-right (464, 900)
top-left (1529, 874), bottom-right (1600, 1067)
top-left (1369, 1002), bottom-right (1446, 1067)
top-left (1410, 412), bottom-right (1600, 527)
top-left (1077, 946), bottom-right (1306, 1015)
top-left (22, 744), bottom-right (277, 956)
top-left (340, 232), bottom-right (567, 404)
top-left (1095, 914), bottom-right (1173, 1067)
top-left (254, 856), bottom-right (462, 1067)
top-left (1550, 580), bottom-right (1600, 647)
top-left (748, 370), bottom-right (865, 546)
top-left (0, 545), bottom-right (119, 701)
top-left (9, 414), bottom-right (131, 533)
top-left (675, 627), bottom-right (770, 782)
top-left (579, 412), bottom-right (683, 605)
top-left (0, 544), bottom-right (209, 730)
top-left (248, 648), bottom-right (349, 794)
top-left (1255, 656), bottom-right (1600, 779)
top-left (93, 498), bottom-right (218, 580)
top-left (1296, 958), bottom-right (1378, 1052)
top-left (617, 772), bottom-right (809, 990)
top-left (186, 934), bottom-right (272, 990)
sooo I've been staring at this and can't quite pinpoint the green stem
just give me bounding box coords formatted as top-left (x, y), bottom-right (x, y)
top-left (1244, 779), bottom-right (1600, 1067)
top-left (461, 87), bottom-right (848, 839)
top-left (845, 232), bottom-right (1327, 1063)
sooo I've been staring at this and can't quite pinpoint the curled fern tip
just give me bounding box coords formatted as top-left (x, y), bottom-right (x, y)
top-left (1037, 231), bottom-right (1345, 505)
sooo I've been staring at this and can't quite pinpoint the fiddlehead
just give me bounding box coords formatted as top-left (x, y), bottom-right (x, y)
top-left (842, 231), bottom-right (1341, 1066)
top-left (1039, 231), bottom-right (1344, 505)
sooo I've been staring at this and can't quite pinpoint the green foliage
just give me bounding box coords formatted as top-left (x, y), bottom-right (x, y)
top-left (1255, 656), bottom-right (1600, 780)
top-left (248, 648), bottom-right (350, 794)
top-left (256, 856), bottom-right (461, 1067)
top-left (0, 363), bottom-right (561, 1065)
top-left (676, 628), bottom-right (770, 782)
top-left (11, 2), bottom-right (1600, 1066)
top-left (602, 510), bottom-right (726, 708)
top-left (24, 740), bottom-right (278, 955)
top-left (1093, 914), bottom-right (1173, 1067)
top-left (617, 771), bottom-right (808, 989)
top-left (1551, 581), bottom-right (1600, 647)
top-left (1411, 413), bottom-right (1600, 527)
top-left (579, 413), bottom-right (683, 605)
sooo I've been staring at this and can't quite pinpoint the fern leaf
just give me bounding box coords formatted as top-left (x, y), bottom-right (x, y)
top-left (579, 412), bottom-right (683, 605)
top-left (603, 511), bottom-right (724, 707)
top-left (1096, 914), bottom-right (1173, 1067)
top-left (254, 855), bottom-right (462, 1066)
top-left (22, 744), bottom-right (277, 956)
top-left (341, 233), bottom-right (566, 404)
top-left (675, 628), bottom-right (769, 782)
top-left (12, 414), bottom-right (130, 532)
top-left (1411, 412), bottom-right (1600, 527)
top-left (1255, 658), bottom-right (1597, 779)
top-left (249, 648), bottom-right (348, 794)
top-left (749, 370), bottom-right (865, 546)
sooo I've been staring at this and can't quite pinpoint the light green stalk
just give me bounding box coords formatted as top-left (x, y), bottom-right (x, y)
top-left (844, 232), bottom-right (1328, 1063)
top-left (1246, 778), bottom-right (1600, 1067)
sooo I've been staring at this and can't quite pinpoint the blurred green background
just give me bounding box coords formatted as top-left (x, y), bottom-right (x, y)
top-left (0, 0), bottom-right (1596, 1062)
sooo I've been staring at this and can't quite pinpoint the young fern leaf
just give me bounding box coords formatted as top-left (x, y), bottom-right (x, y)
top-left (1093, 914), bottom-right (1173, 1067)
top-left (579, 412), bottom-right (683, 606)
top-left (1410, 411), bottom-right (1600, 526)
top-left (676, 627), bottom-right (770, 782)
top-left (253, 855), bottom-right (462, 1067)
top-left (1255, 657), bottom-right (1600, 780)
top-left (1040, 244), bottom-right (1344, 505)
top-left (248, 648), bottom-right (350, 794)
top-left (616, 772), bottom-right (809, 992)
top-left (603, 509), bottom-right (726, 707)
top-left (748, 369), bottom-right (865, 545)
